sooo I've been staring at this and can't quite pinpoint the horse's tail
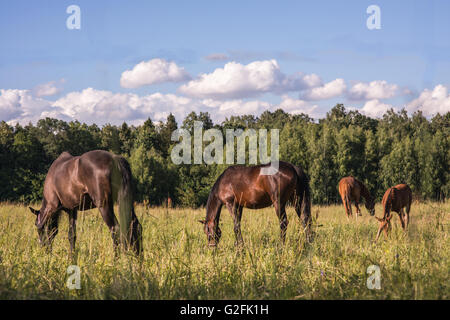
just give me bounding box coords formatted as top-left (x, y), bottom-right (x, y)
top-left (111, 156), bottom-right (142, 254)
top-left (294, 166), bottom-right (312, 234)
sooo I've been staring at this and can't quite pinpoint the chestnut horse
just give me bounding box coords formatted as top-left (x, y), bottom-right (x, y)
top-left (338, 176), bottom-right (375, 219)
top-left (199, 161), bottom-right (311, 247)
top-left (29, 150), bottom-right (142, 255)
top-left (375, 184), bottom-right (412, 241)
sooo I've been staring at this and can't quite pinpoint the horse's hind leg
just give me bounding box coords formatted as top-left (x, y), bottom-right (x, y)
top-left (342, 195), bottom-right (353, 220)
top-left (274, 202), bottom-right (288, 243)
top-left (404, 203), bottom-right (411, 229)
top-left (354, 200), bottom-right (362, 217)
top-left (130, 209), bottom-right (143, 255)
top-left (68, 209), bottom-right (78, 257)
top-left (397, 211), bottom-right (405, 230)
top-left (295, 200), bottom-right (312, 242)
top-left (98, 200), bottom-right (120, 255)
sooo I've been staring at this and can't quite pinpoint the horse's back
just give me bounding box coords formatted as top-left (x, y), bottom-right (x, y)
top-left (393, 184), bottom-right (412, 206)
top-left (383, 184), bottom-right (412, 212)
top-left (45, 150), bottom-right (117, 209)
top-left (339, 176), bottom-right (359, 199)
top-left (79, 150), bottom-right (115, 168)
top-left (44, 152), bottom-right (76, 192)
top-left (216, 161), bottom-right (297, 208)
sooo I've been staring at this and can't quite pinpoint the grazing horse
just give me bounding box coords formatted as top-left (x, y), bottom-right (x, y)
top-left (375, 184), bottom-right (412, 241)
top-left (29, 150), bottom-right (142, 255)
top-left (338, 176), bottom-right (375, 219)
top-left (199, 161), bottom-right (312, 247)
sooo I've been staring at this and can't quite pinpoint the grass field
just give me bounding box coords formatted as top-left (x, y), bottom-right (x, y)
top-left (0, 201), bottom-right (448, 299)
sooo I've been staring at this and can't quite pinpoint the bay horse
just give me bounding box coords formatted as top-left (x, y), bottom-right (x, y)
top-left (338, 176), bottom-right (375, 219)
top-left (375, 184), bottom-right (412, 241)
top-left (199, 161), bottom-right (312, 247)
top-left (29, 150), bottom-right (142, 255)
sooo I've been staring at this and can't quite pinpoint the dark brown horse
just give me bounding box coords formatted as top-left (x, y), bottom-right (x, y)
top-left (338, 176), bottom-right (375, 219)
top-left (199, 161), bottom-right (312, 247)
top-left (375, 184), bottom-right (412, 241)
top-left (29, 150), bottom-right (142, 255)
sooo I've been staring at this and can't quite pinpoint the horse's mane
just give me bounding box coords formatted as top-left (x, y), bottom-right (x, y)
top-left (383, 188), bottom-right (394, 217)
top-left (205, 169), bottom-right (227, 220)
top-left (356, 179), bottom-right (372, 202)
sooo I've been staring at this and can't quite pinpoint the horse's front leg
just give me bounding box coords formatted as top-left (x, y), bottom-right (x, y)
top-left (234, 206), bottom-right (244, 247)
top-left (68, 209), bottom-right (78, 258)
top-left (226, 202), bottom-right (244, 247)
top-left (344, 197), bottom-right (352, 220)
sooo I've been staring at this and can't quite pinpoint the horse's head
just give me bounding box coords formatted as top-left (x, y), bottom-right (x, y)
top-left (199, 220), bottom-right (221, 247)
top-left (29, 207), bottom-right (56, 249)
top-left (375, 215), bottom-right (392, 241)
top-left (365, 198), bottom-right (376, 216)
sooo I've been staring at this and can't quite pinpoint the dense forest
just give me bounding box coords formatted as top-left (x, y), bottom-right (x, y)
top-left (0, 104), bottom-right (448, 207)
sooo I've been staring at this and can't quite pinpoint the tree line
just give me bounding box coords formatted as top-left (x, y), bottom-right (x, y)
top-left (0, 104), bottom-right (448, 207)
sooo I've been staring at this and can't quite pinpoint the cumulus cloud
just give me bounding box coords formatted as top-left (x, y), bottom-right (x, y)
top-left (120, 58), bottom-right (191, 89)
top-left (348, 80), bottom-right (399, 100)
top-left (0, 89), bottom-right (68, 124)
top-left (300, 78), bottom-right (346, 101)
top-left (53, 88), bottom-right (205, 125)
top-left (2, 86), bottom-right (325, 126)
top-left (360, 99), bottom-right (395, 118)
top-left (33, 79), bottom-right (65, 97)
top-left (406, 84), bottom-right (450, 116)
top-left (277, 95), bottom-right (319, 116)
top-left (178, 59), bottom-right (321, 99)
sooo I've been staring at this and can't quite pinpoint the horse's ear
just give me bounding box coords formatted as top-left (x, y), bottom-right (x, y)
top-left (29, 207), bottom-right (39, 215)
top-left (198, 220), bottom-right (206, 224)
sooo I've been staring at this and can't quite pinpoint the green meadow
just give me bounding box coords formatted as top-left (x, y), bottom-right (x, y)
top-left (0, 201), bottom-right (448, 299)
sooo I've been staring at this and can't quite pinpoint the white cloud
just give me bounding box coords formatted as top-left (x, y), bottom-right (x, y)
top-left (178, 59), bottom-right (321, 99)
top-left (33, 79), bottom-right (65, 97)
top-left (0, 89), bottom-right (67, 124)
top-left (2, 86), bottom-right (325, 125)
top-left (120, 58), bottom-right (191, 88)
top-left (360, 99), bottom-right (394, 118)
top-left (201, 99), bottom-right (271, 118)
top-left (300, 78), bottom-right (346, 101)
top-left (406, 84), bottom-right (450, 116)
top-left (53, 88), bottom-right (201, 125)
top-left (348, 80), bottom-right (399, 100)
top-left (277, 95), bottom-right (319, 116)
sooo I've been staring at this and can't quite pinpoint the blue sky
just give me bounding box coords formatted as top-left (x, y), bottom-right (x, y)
top-left (1, 0), bottom-right (449, 125)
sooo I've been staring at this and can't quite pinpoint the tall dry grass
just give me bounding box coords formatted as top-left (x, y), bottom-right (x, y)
top-left (0, 201), bottom-right (448, 299)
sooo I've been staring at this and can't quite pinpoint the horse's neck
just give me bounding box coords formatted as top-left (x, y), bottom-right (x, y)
top-left (358, 181), bottom-right (371, 201)
top-left (206, 193), bottom-right (221, 223)
top-left (383, 189), bottom-right (394, 216)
